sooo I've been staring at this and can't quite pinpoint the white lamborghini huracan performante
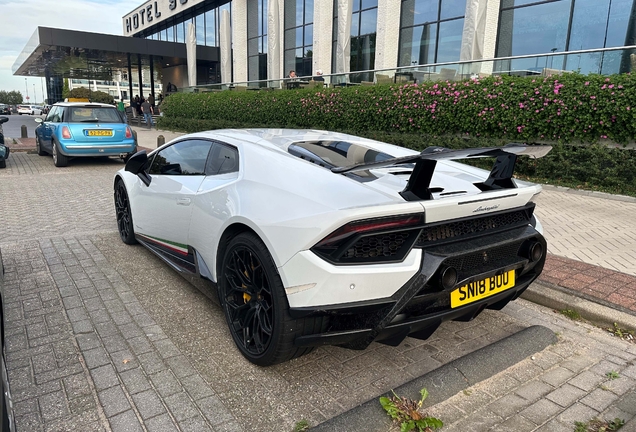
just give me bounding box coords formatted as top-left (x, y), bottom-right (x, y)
top-left (114, 129), bottom-right (551, 366)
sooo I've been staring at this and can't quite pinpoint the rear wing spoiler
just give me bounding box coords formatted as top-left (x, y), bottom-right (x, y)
top-left (331, 144), bottom-right (552, 201)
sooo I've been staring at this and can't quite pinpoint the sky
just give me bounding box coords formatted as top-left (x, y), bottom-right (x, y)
top-left (0, 0), bottom-right (133, 101)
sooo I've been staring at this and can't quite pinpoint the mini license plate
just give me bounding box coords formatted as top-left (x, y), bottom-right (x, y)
top-left (450, 270), bottom-right (516, 308)
top-left (86, 130), bottom-right (113, 137)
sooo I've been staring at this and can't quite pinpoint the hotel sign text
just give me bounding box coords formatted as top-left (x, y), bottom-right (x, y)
top-left (122, 0), bottom-right (206, 36)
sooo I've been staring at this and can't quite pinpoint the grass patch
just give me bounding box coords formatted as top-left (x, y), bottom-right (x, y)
top-left (607, 323), bottom-right (635, 342)
top-left (379, 388), bottom-right (443, 432)
top-left (606, 371), bottom-right (620, 380)
top-left (575, 418), bottom-right (625, 432)
top-left (560, 309), bottom-right (581, 320)
top-left (293, 419), bottom-right (310, 431)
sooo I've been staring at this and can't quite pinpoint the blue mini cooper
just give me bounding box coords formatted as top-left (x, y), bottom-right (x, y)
top-left (35, 102), bottom-right (137, 167)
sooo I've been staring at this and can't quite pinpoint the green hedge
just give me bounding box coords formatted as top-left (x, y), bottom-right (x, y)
top-left (159, 72), bottom-right (636, 144)
top-left (157, 73), bottom-right (636, 196)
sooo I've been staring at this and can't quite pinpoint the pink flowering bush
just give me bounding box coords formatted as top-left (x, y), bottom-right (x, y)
top-left (160, 72), bottom-right (636, 144)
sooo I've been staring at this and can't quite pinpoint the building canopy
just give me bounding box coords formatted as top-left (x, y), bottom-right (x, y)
top-left (12, 26), bottom-right (219, 81)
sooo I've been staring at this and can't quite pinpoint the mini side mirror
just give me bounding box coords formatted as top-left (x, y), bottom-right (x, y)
top-left (125, 150), bottom-right (151, 186)
top-left (0, 116), bottom-right (8, 124)
top-left (34, 117), bottom-right (43, 123)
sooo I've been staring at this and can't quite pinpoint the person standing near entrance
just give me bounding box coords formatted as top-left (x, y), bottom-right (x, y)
top-left (117, 98), bottom-right (126, 123)
top-left (141, 98), bottom-right (154, 129)
top-left (148, 93), bottom-right (155, 109)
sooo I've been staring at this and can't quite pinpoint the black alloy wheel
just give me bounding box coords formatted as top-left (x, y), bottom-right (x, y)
top-left (114, 180), bottom-right (137, 245)
top-left (223, 240), bottom-right (275, 358)
top-left (219, 233), bottom-right (327, 366)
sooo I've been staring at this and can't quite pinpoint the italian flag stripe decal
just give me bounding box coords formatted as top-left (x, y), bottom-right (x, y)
top-left (138, 234), bottom-right (189, 256)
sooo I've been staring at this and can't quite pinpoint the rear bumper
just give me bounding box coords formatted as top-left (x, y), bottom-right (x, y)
top-left (290, 225), bottom-right (546, 350)
top-left (59, 141), bottom-right (137, 157)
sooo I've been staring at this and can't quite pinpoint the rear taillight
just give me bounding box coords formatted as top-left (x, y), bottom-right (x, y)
top-left (313, 214), bottom-right (424, 264)
top-left (125, 127), bottom-right (132, 139)
top-left (61, 126), bottom-right (71, 139)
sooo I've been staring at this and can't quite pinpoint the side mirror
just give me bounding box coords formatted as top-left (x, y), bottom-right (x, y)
top-left (0, 116), bottom-right (8, 124)
top-left (34, 117), bottom-right (43, 123)
top-left (125, 150), bottom-right (151, 186)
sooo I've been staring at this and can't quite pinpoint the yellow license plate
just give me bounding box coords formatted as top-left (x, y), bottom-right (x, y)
top-left (450, 270), bottom-right (516, 308)
top-left (87, 130), bottom-right (113, 136)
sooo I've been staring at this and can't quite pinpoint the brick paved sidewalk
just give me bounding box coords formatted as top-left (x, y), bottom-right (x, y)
top-left (540, 255), bottom-right (636, 315)
top-left (5, 137), bottom-right (36, 151)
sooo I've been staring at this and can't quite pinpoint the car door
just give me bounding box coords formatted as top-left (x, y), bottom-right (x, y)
top-left (188, 141), bottom-right (241, 277)
top-left (39, 106), bottom-right (60, 151)
top-left (132, 139), bottom-right (214, 253)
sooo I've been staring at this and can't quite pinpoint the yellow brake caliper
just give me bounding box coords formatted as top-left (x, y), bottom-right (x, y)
top-left (242, 269), bottom-right (251, 303)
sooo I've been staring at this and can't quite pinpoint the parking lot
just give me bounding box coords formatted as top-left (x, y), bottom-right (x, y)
top-left (1, 153), bottom-right (635, 432)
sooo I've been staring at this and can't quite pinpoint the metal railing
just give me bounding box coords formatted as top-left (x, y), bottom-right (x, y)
top-left (179, 45), bottom-right (636, 93)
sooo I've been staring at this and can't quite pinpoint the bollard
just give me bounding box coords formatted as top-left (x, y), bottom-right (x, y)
top-left (21, 125), bottom-right (28, 138)
top-left (157, 135), bottom-right (165, 148)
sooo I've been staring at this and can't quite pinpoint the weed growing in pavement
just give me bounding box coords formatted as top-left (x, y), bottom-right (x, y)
top-left (574, 417), bottom-right (625, 432)
top-left (560, 309), bottom-right (581, 320)
top-left (293, 419), bottom-right (310, 431)
top-left (606, 371), bottom-right (620, 380)
top-left (607, 323), bottom-right (634, 342)
top-left (379, 388), bottom-right (443, 432)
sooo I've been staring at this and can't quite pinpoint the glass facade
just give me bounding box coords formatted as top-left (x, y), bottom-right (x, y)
top-left (350, 0), bottom-right (378, 77)
top-left (497, 0), bottom-right (636, 74)
top-left (248, 0), bottom-right (268, 80)
top-left (398, 0), bottom-right (466, 67)
top-left (285, 0), bottom-right (314, 77)
top-left (129, 0), bottom-right (636, 86)
top-left (332, 0), bottom-right (379, 78)
top-left (142, 3), bottom-right (231, 48)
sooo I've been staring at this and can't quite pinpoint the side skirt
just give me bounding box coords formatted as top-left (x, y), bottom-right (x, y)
top-left (135, 234), bottom-right (219, 304)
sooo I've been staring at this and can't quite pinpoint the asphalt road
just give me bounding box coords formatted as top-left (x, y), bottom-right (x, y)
top-left (0, 112), bottom-right (44, 138)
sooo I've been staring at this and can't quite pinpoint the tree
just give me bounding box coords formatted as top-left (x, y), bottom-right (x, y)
top-left (0, 90), bottom-right (23, 105)
top-left (7, 91), bottom-right (23, 105)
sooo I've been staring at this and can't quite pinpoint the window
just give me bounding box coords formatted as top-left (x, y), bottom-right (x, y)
top-left (149, 140), bottom-right (213, 176)
top-left (69, 107), bottom-right (122, 123)
top-left (46, 106), bottom-right (62, 123)
top-left (284, 0), bottom-right (314, 77)
top-left (196, 13), bottom-right (206, 45)
top-left (248, 0), bottom-right (268, 80)
top-left (496, 0), bottom-right (635, 74)
top-left (398, 0), bottom-right (466, 67)
top-left (205, 9), bottom-right (217, 46)
top-left (206, 142), bottom-right (239, 175)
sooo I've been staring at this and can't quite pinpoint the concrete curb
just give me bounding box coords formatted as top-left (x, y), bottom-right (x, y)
top-left (541, 184), bottom-right (636, 203)
top-left (312, 325), bottom-right (556, 432)
top-left (522, 281), bottom-right (636, 334)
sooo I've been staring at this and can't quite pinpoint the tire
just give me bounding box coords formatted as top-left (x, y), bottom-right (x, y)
top-left (114, 179), bottom-right (137, 245)
top-left (218, 232), bottom-right (327, 366)
top-left (0, 159), bottom-right (5, 169)
top-left (52, 141), bottom-right (68, 167)
top-left (35, 136), bottom-right (46, 156)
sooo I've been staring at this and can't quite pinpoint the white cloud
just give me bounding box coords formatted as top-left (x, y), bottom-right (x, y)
top-left (0, 0), bottom-right (132, 93)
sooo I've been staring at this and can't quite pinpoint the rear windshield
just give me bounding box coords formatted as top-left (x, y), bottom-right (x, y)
top-left (288, 140), bottom-right (395, 179)
top-left (68, 106), bottom-right (121, 123)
